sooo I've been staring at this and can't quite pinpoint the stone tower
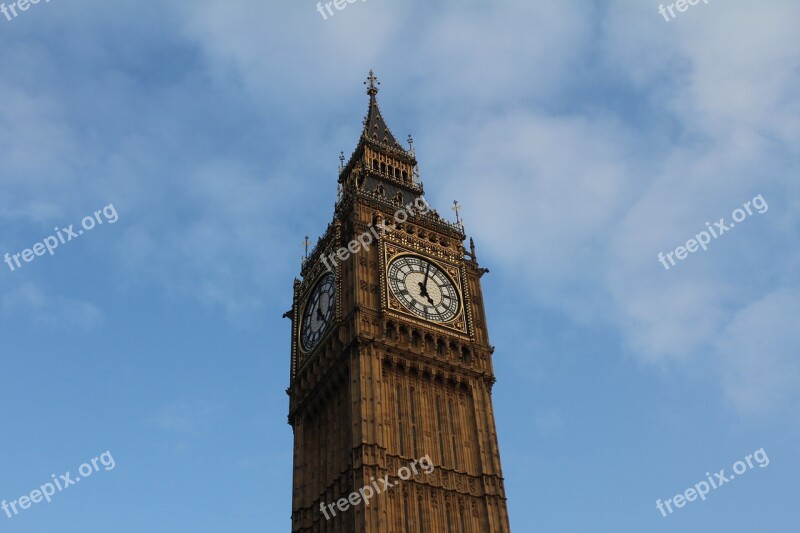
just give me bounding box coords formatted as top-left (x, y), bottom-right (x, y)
top-left (287, 71), bottom-right (510, 532)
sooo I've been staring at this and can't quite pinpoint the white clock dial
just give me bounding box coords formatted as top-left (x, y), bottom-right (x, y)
top-left (387, 255), bottom-right (460, 323)
top-left (300, 273), bottom-right (336, 352)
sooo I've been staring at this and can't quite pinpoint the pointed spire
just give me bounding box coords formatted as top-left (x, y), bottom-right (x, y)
top-left (361, 70), bottom-right (402, 150)
top-left (469, 237), bottom-right (478, 264)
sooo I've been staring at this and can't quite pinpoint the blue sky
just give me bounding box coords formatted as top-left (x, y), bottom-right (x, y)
top-left (1, 0), bottom-right (798, 531)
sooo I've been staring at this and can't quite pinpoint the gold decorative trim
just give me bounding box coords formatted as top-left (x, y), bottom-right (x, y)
top-left (381, 242), bottom-right (470, 337)
top-left (294, 224), bottom-right (343, 372)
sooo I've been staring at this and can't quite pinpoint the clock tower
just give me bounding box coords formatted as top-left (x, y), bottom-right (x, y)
top-left (287, 71), bottom-right (510, 532)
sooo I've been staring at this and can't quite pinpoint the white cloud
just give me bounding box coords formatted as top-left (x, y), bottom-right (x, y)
top-left (715, 289), bottom-right (800, 416)
top-left (1, 283), bottom-right (103, 329)
top-left (1, 0), bottom-right (797, 419)
top-left (417, 1), bottom-right (800, 418)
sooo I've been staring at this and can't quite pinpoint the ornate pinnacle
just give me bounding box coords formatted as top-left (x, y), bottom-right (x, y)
top-left (364, 69), bottom-right (379, 96)
top-left (452, 200), bottom-right (462, 225)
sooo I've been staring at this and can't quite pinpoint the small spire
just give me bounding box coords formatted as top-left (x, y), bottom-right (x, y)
top-left (303, 235), bottom-right (311, 259)
top-left (452, 200), bottom-right (462, 225)
top-left (365, 69), bottom-right (379, 96)
top-left (339, 151), bottom-right (345, 170)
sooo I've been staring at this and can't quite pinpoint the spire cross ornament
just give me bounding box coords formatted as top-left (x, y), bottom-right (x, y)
top-left (364, 70), bottom-right (379, 95)
top-left (303, 235), bottom-right (311, 259)
top-left (452, 200), bottom-right (462, 225)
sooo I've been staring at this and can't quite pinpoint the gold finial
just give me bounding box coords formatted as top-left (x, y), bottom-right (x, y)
top-left (365, 69), bottom-right (379, 95)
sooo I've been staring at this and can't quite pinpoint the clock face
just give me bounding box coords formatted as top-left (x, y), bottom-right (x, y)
top-left (387, 255), bottom-right (460, 323)
top-left (300, 273), bottom-right (336, 352)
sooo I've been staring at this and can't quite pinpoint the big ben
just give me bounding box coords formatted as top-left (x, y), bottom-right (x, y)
top-left (287, 71), bottom-right (511, 532)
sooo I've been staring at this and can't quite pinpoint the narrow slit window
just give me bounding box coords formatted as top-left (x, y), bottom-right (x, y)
top-left (449, 399), bottom-right (458, 468)
top-left (410, 388), bottom-right (418, 457)
top-left (397, 385), bottom-right (405, 456)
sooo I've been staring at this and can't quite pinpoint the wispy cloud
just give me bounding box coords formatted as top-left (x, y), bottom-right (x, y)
top-left (151, 400), bottom-right (226, 436)
top-left (1, 283), bottom-right (103, 329)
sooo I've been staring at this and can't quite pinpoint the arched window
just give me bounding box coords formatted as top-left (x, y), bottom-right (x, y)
top-left (411, 331), bottom-right (421, 347)
top-left (424, 333), bottom-right (433, 349)
top-left (372, 158), bottom-right (379, 170)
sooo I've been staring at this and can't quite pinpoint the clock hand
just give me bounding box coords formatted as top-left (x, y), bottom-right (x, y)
top-left (417, 283), bottom-right (435, 306)
top-left (418, 261), bottom-right (433, 295)
top-left (316, 307), bottom-right (325, 322)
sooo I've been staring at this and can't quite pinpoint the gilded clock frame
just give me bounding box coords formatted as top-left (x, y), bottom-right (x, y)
top-left (292, 230), bottom-right (344, 377)
top-left (298, 271), bottom-right (336, 354)
top-left (381, 242), bottom-right (471, 338)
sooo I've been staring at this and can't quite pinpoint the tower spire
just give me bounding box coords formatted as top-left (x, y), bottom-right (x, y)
top-left (361, 69), bottom-right (402, 150)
